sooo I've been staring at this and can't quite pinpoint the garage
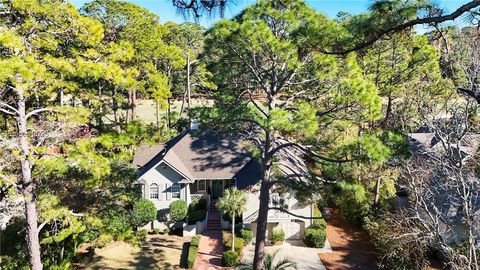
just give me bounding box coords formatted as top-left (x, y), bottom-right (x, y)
top-left (282, 220), bottom-right (304, 240)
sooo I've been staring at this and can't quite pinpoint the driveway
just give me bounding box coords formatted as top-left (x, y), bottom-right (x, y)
top-left (242, 242), bottom-right (326, 270)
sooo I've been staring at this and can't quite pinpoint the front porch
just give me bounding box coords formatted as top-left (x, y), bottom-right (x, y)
top-left (187, 179), bottom-right (236, 203)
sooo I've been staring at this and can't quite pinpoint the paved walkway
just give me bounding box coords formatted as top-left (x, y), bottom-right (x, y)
top-left (194, 231), bottom-right (224, 270)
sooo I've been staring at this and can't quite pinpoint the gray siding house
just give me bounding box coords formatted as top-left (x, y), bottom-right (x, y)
top-left (133, 130), bottom-right (314, 240)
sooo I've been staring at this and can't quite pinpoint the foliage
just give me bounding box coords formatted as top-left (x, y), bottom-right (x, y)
top-left (223, 231), bottom-right (245, 255)
top-left (187, 209), bottom-right (206, 224)
top-left (272, 229), bottom-right (285, 244)
top-left (216, 188), bottom-right (248, 219)
top-left (237, 250), bottom-right (298, 270)
top-left (333, 182), bottom-right (370, 225)
top-left (240, 229), bottom-right (254, 244)
top-left (187, 235), bottom-right (201, 268)
top-left (312, 219), bottom-right (327, 230)
top-left (102, 209), bottom-right (131, 237)
top-left (217, 187), bottom-right (247, 251)
top-left (131, 199), bottom-right (157, 227)
top-left (222, 250), bottom-right (239, 267)
top-left (189, 197), bottom-right (207, 211)
top-left (364, 216), bottom-right (429, 270)
top-left (168, 200), bottom-right (188, 223)
top-left (304, 227), bottom-right (327, 248)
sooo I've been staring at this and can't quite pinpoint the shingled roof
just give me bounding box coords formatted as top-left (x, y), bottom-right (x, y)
top-left (134, 131), bottom-right (309, 188)
top-left (136, 131), bottom-right (253, 180)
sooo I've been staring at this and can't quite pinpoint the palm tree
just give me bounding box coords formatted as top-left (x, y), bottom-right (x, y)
top-left (216, 187), bottom-right (247, 251)
top-left (237, 250), bottom-right (297, 270)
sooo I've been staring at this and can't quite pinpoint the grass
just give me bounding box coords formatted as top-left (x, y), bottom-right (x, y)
top-left (187, 235), bottom-right (201, 269)
top-left (84, 234), bottom-right (191, 270)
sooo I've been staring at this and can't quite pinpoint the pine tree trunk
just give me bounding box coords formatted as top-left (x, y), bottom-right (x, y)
top-left (252, 169), bottom-right (270, 270)
top-left (374, 177), bottom-right (381, 205)
top-left (167, 98), bottom-right (171, 128)
top-left (187, 55), bottom-right (191, 113)
top-left (155, 100), bottom-right (160, 128)
top-left (231, 215), bottom-right (235, 252)
top-left (59, 88), bottom-right (64, 106)
top-left (17, 93), bottom-right (43, 270)
top-left (253, 91), bottom-right (276, 270)
top-left (131, 89), bottom-right (136, 122)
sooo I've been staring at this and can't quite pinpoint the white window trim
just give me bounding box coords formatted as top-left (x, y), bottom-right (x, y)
top-left (166, 184), bottom-right (172, 201)
top-left (197, 180), bottom-right (206, 192)
top-left (171, 183), bottom-right (180, 199)
top-left (149, 183), bottom-right (159, 200)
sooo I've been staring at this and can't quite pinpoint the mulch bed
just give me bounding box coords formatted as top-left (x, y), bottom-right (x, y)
top-left (318, 208), bottom-right (379, 270)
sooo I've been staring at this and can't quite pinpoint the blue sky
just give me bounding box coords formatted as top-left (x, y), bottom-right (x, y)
top-left (71, 0), bottom-right (472, 28)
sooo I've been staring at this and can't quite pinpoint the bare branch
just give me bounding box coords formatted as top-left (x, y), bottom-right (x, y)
top-left (322, 1), bottom-right (480, 55)
top-left (25, 108), bottom-right (55, 120)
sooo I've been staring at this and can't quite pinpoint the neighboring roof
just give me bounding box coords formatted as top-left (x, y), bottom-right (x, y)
top-left (133, 144), bottom-right (165, 167)
top-left (408, 131), bottom-right (480, 159)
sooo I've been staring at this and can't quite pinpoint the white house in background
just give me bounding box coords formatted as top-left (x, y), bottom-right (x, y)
top-left (133, 129), bottom-right (315, 240)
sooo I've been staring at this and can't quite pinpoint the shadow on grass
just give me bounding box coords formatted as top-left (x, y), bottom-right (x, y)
top-left (179, 242), bottom-right (190, 268)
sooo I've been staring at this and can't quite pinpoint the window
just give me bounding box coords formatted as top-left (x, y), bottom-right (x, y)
top-left (172, 183), bottom-right (181, 199)
top-left (150, 184), bottom-right (159, 200)
top-left (197, 180), bottom-right (206, 192)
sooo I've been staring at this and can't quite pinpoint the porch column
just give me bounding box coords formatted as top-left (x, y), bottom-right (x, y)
top-left (186, 183), bottom-right (191, 205)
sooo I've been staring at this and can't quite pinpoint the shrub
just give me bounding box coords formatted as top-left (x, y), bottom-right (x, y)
top-left (222, 250), bottom-right (238, 267)
top-left (334, 182), bottom-right (370, 225)
top-left (117, 229), bottom-right (135, 242)
top-left (189, 198), bottom-right (207, 211)
top-left (169, 200), bottom-right (188, 223)
top-left (153, 228), bottom-right (161, 234)
top-left (163, 228), bottom-right (170, 234)
top-left (239, 229), bottom-right (253, 244)
top-left (363, 216), bottom-right (429, 270)
top-left (94, 233), bottom-right (113, 248)
top-left (131, 199), bottom-right (157, 227)
top-left (136, 229), bottom-right (148, 242)
top-left (188, 209), bottom-right (206, 224)
top-left (102, 209), bottom-right (130, 237)
top-left (187, 236), bottom-right (201, 268)
top-left (312, 219), bottom-right (327, 230)
top-left (304, 228), bottom-right (326, 248)
top-left (272, 229), bottom-right (285, 244)
top-left (223, 231), bottom-right (245, 255)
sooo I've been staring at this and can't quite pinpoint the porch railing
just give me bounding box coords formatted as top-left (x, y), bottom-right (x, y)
top-left (191, 193), bottom-right (206, 201)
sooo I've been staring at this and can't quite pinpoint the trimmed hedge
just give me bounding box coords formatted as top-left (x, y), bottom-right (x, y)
top-left (304, 227), bottom-right (326, 248)
top-left (131, 199), bottom-right (157, 227)
top-left (169, 200), bottom-right (188, 222)
top-left (222, 250), bottom-right (238, 267)
top-left (190, 198), bottom-right (207, 210)
top-left (312, 219), bottom-right (327, 230)
top-left (239, 229), bottom-right (253, 244)
top-left (188, 209), bottom-right (206, 224)
top-left (187, 236), bottom-right (201, 268)
top-left (272, 229), bottom-right (285, 244)
top-left (223, 231), bottom-right (245, 255)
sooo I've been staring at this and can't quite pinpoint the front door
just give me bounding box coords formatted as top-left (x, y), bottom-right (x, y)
top-left (212, 180), bottom-right (223, 198)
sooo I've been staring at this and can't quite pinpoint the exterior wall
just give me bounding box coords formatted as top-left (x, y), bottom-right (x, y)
top-left (243, 190), bottom-right (313, 240)
top-left (138, 162), bottom-right (187, 230)
top-left (243, 191), bottom-right (313, 226)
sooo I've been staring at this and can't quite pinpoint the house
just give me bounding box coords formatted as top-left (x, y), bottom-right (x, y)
top-left (133, 129), bottom-right (314, 240)
top-left (393, 125), bottom-right (480, 246)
